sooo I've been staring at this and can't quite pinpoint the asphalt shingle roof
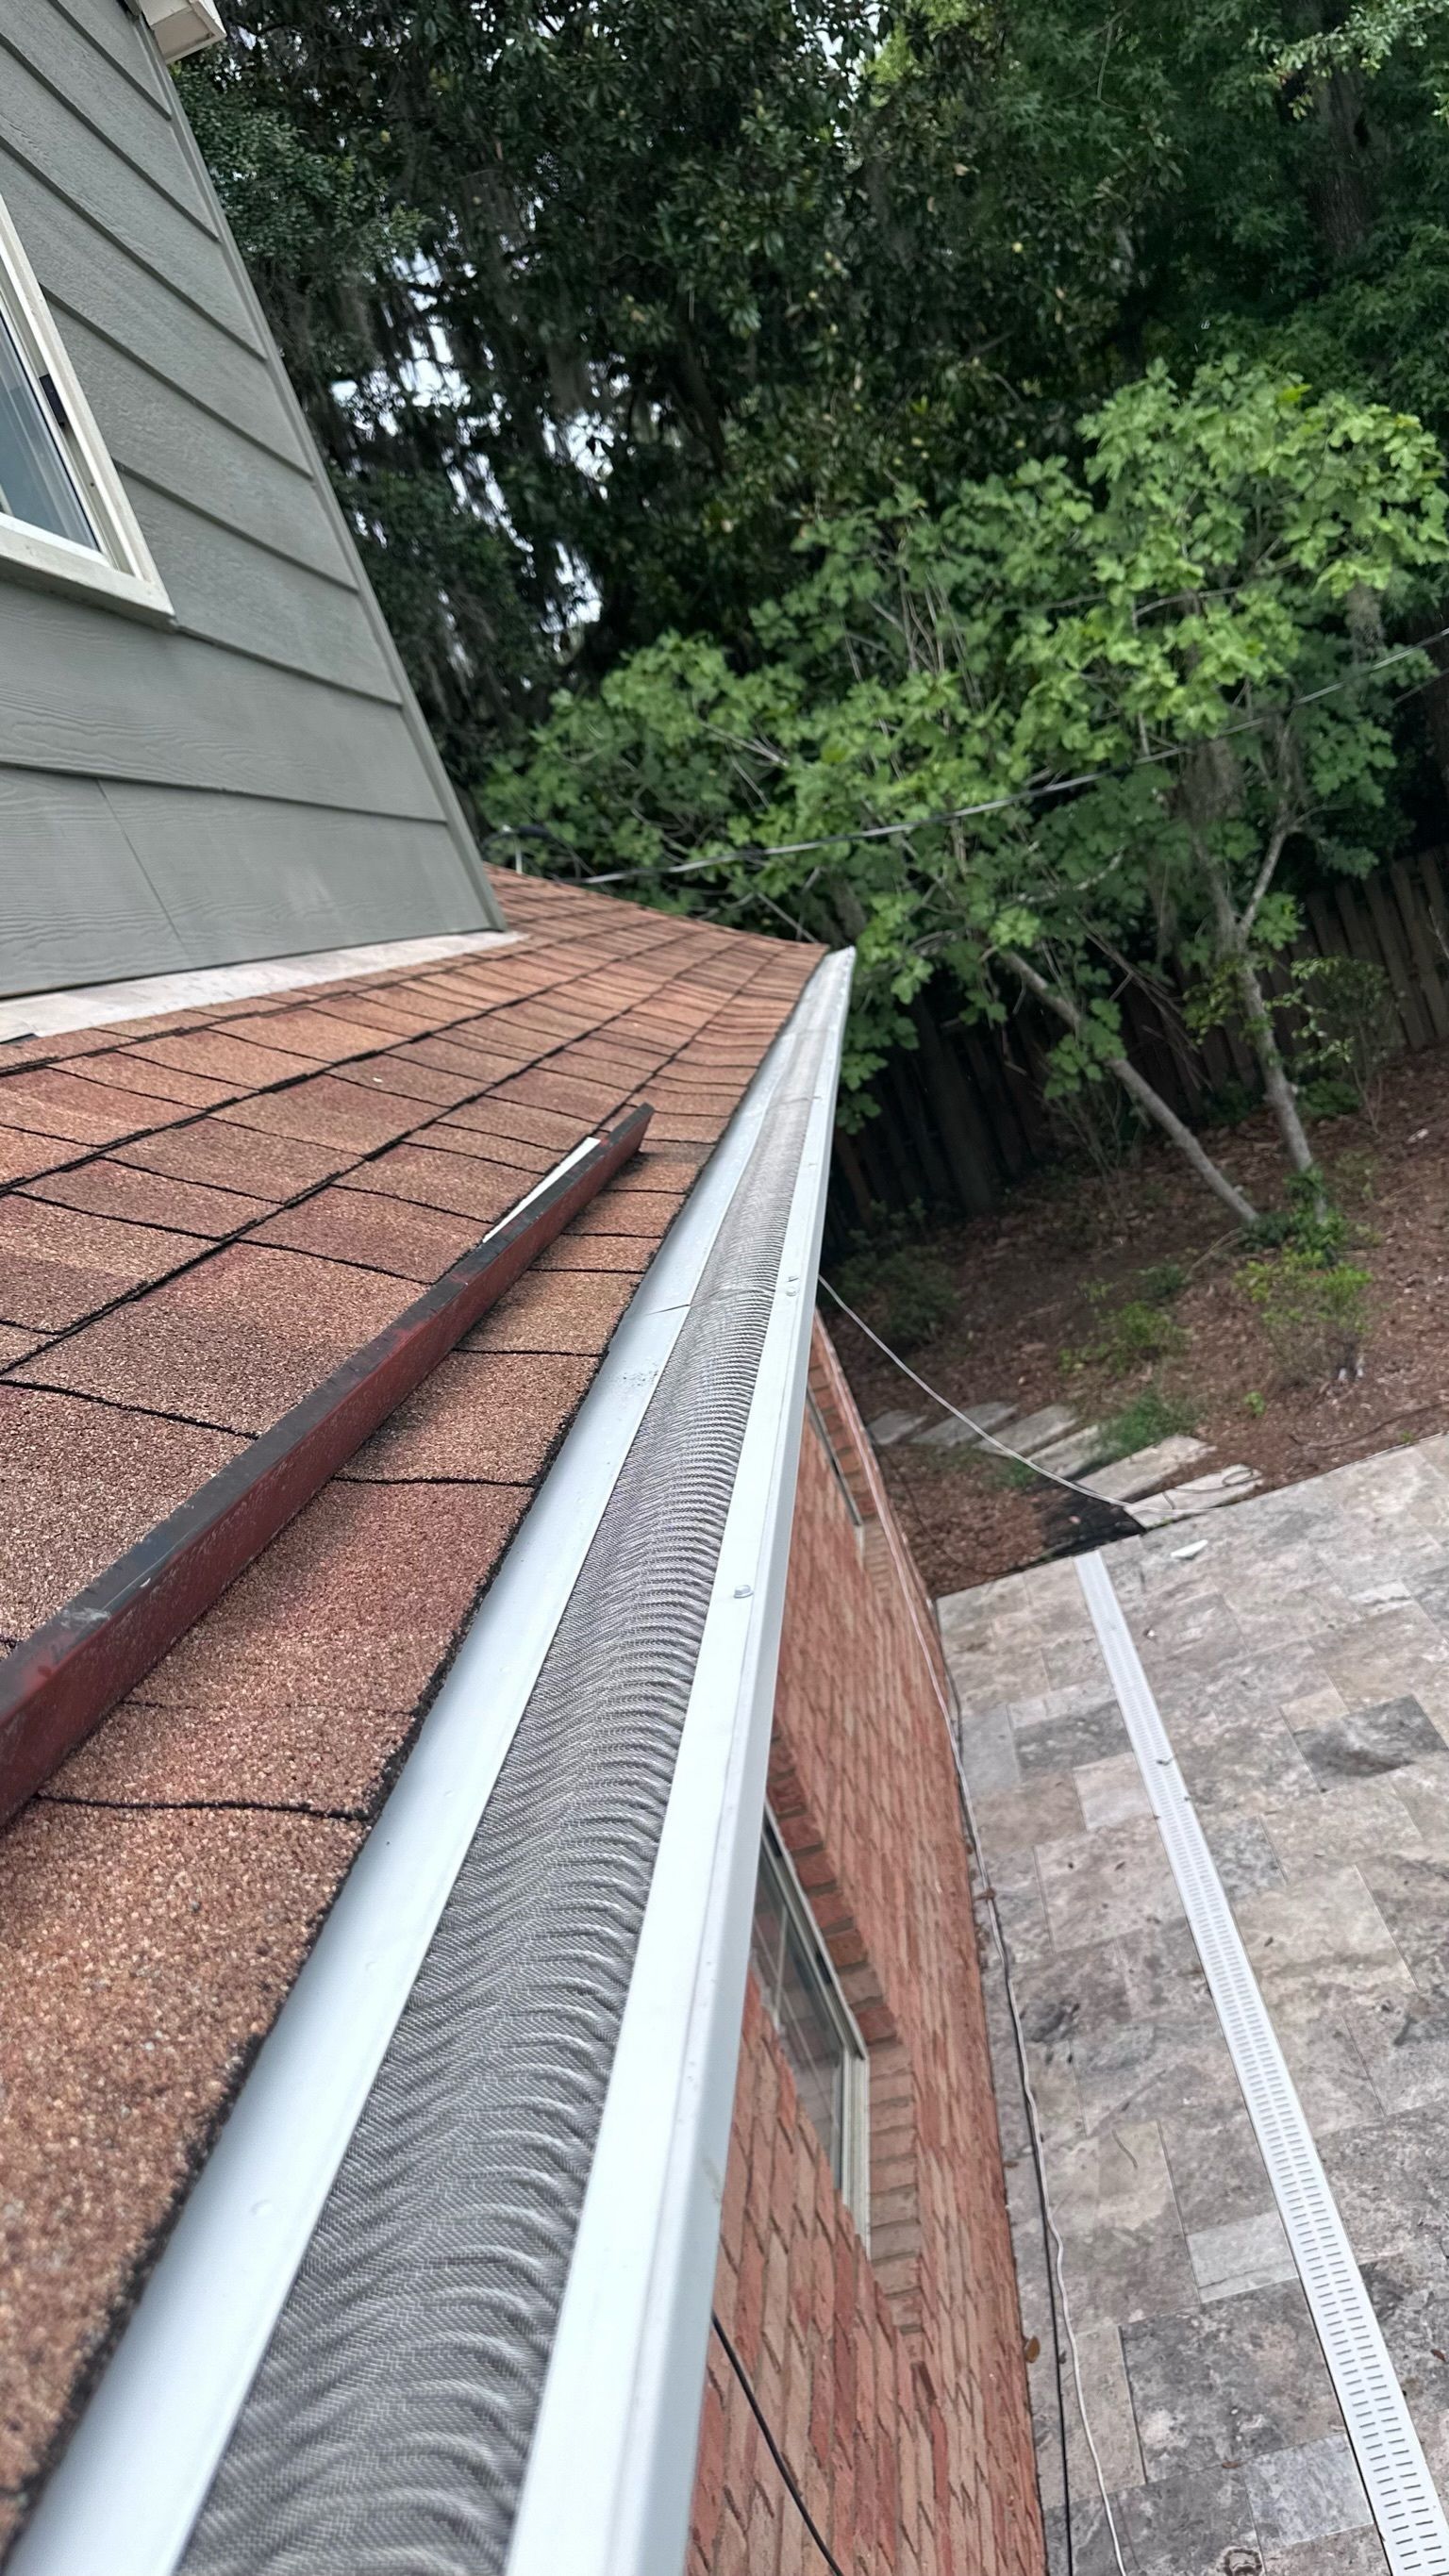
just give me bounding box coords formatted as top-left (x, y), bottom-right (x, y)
top-left (0, 870), bottom-right (821, 2539)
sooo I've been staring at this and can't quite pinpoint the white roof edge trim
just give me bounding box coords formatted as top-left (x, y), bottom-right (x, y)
top-left (138, 0), bottom-right (226, 62)
top-left (8, 948), bottom-right (852, 2576)
top-left (506, 945), bottom-right (854, 2576)
top-left (0, 929), bottom-right (521, 1043)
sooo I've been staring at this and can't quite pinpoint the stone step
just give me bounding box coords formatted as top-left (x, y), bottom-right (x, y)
top-left (916, 1399), bottom-right (1018, 1452)
top-left (1131, 1464), bottom-right (1261, 1527)
top-left (868, 1408), bottom-right (926, 1449)
top-left (1000, 1403), bottom-right (1077, 1457)
top-left (1082, 1436), bottom-right (1213, 1504)
top-left (1032, 1424), bottom-right (1111, 1477)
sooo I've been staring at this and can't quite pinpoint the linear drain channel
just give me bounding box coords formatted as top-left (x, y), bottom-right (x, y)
top-left (1076, 1553), bottom-right (1449, 2576)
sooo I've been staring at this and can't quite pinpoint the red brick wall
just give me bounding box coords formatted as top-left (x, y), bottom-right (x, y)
top-left (689, 1323), bottom-right (1044, 2576)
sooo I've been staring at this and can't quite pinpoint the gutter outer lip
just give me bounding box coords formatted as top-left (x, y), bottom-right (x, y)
top-left (8, 948), bottom-right (853, 2576)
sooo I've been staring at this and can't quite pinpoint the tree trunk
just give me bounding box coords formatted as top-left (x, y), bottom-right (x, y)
top-left (1000, 952), bottom-right (1259, 1224)
top-left (1198, 847), bottom-right (1323, 1196)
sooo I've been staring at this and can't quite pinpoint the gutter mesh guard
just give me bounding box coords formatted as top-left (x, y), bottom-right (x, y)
top-left (178, 1089), bottom-right (813, 2573)
top-left (1078, 1551), bottom-right (1449, 2576)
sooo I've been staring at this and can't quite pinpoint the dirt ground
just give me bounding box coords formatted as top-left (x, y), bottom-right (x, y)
top-left (825, 1044), bottom-right (1449, 1600)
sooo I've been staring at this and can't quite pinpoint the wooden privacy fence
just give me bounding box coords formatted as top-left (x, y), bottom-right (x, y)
top-left (826, 845), bottom-right (1449, 1244)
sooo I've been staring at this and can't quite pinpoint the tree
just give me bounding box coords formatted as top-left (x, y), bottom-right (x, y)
top-left (491, 365), bottom-right (1449, 1218)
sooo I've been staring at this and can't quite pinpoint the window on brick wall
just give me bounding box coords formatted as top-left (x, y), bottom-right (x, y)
top-left (750, 1814), bottom-right (870, 2228)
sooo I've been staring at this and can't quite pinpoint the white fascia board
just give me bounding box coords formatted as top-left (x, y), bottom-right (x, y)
top-left (139, 0), bottom-right (226, 63)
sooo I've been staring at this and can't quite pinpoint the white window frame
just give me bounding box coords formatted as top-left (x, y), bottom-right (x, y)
top-left (0, 193), bottom-right (173, 623)
top-left (755, 1810), bottom-right (871, 2235)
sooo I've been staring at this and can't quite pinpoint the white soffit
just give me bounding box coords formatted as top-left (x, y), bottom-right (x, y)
top-left (138, 0), bottom-right (226, 63)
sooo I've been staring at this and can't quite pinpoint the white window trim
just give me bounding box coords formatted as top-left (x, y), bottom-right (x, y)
top-left (758, 1809), bottom-right (872, 2235)
top-left (0, 194), bottom-right (173, 623)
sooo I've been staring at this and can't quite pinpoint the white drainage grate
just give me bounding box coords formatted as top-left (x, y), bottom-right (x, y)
top-left (1077, 1552), bottom-right (1449, 2576)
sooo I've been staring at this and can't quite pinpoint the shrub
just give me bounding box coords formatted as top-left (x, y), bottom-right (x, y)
top-left (1137, 1260), bottom-right (1185, 1306)
top-left (1287, 955), bottom-right (1397, 1122)
top-left (836, 1243), bottom-right (958, 1352)
top-left (1099, 1385), bottom-right (1199, 1461)
top-left (1239, 1249), bottom-right (1371, 1385)
top-left (1093, 1298), bottom-right (1188, 1376)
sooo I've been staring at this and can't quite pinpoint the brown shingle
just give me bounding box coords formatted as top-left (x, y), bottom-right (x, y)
top-left (333, 1141), bottom-right (523, 1225)
top-left (125, 1030), bottom-right (317, 1090)
top-left (535, 1236), bottom-right (652, 1275)
top-left (0, 1129), bottom-right (78, 1187)
top-left (222, 1006), bottom-right (396, 1063)
top-left (114, 1119), bottom-right (341, 1201)
top-left (0, 1070), bottom-right (172, 1148)
top-left (566, 1189), bottom-right (687, 1238)
top-left (464, 1268), bottom-right (637, 1357)
top-left (250, 1186), bottom-right (480, 1282)
top-left (0, 1389), bottom-right (243, 1635)
top-left (0, 1198), bottom-right (199, 1333)
top-left (11, 1244), bottom-right (407, 1432)
top-left (131, 1481), bottom-right (525, 1708)
top-left (67, 1054), bottom-right (236, 1110)
top-left (411, 1118), bottom-right (558, 1174)
top-left (0, 1802), bottom-right (361, 2494)
top-left (334, 1059), bottom-right (480, 1109)
top-left (389, 1038), bottom-right (530, 1084)
top-left (46, 1693), bottom-right (413, 1816)
top-left (216, 1076), bottom-right (421, 1155)
top-left (24, 1159), bottom-right (270, 1239)
top-left (343, 1350), bottom-right (592, 1483)
top-left (494, 1068), bottom-right (628, 1121)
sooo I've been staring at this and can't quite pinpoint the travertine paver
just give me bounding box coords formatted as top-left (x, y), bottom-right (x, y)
top-left (940, 1435), bottom-right (1449, 2572)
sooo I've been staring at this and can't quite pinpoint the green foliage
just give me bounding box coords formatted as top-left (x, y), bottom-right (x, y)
top-left (496, 364), bottom-right (1447, 1125)
top-left (1091, 1299), bottom-right (1190, 1376)
top-left (1099, 1384), bottom-right (1199, 1460)
top-left (1287, 955), bottom-right (1398, 1116)
top-left (1240, 1248), bottom-right (1372, 1382)
top-left (1138, 1260), bottom-right (1187, 1305)
top-left (834, 1212), bottom-right (959, 1351)
top-left (1244, 1387), bottom-right (1268, 1416)
top-left (1248, 1168), bottom-right (1353, 1260)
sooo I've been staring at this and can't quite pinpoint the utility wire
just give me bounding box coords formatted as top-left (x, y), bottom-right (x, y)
top-left (489, 616), bottom-right (1449, 891)
top-left (817, 1279), bottom-right (1145, 1530)
top-left (711, 2313), bottom-right (848, 2576)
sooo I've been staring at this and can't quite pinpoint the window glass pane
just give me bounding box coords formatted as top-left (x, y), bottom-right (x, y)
top-left (0, 306), bottom-right (97, 551)
top-left (750, 1836), bottom-right (850, 2184)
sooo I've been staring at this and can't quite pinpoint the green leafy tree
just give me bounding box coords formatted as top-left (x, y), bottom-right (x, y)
top-left (492, 366), bottom-right (1448, 1218)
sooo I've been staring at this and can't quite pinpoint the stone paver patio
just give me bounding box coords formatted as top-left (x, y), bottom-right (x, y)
top-left (941, 1434), bottom-right (1449, 2576)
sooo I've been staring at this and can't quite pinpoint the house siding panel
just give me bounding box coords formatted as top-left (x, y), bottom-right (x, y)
top-left (691, 1322), bottom-right (1044, 2576)
top-left (0, 2), bottom-right (492, 993)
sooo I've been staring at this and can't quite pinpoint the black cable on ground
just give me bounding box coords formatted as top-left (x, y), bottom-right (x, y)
top-left (710, 2312), bottom-right (849, 2576)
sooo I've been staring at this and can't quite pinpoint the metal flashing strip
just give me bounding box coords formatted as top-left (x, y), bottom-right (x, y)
top-left (0, 1116), bottom-right (644, 1833)
top-left (505, 947), bottom-right (851, 2576)
top-left (8, 951), bottom-right (850, 2576)
top-left (0, 928), bottom-right (518, 1040)
top-left (1076, 1551), bottom-right (1449, 2576)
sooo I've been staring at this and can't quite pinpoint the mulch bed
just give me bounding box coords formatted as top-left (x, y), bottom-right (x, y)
top-left (826, 1046), bottom-right (1449, 1601)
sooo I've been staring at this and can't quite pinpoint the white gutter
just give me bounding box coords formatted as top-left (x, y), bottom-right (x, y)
top-left (506, 947), bottom-right (852, 2576)
top-left (10, 946), bottom-right (853, 2576)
